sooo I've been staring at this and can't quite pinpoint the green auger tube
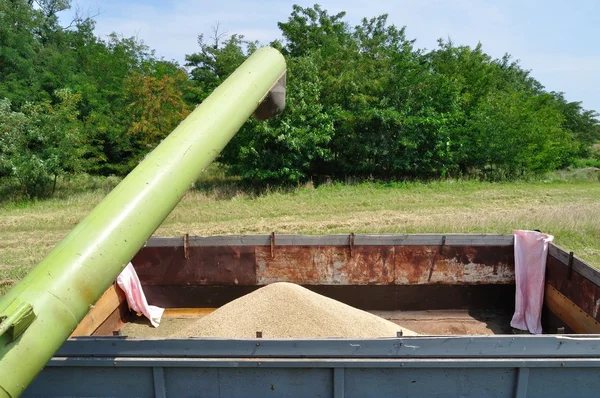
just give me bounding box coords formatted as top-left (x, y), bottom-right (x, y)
top-left (0, 46), bottom-right (286, 398)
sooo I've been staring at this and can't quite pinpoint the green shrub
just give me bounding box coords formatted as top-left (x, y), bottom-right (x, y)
top-left (0, 90), bottom-right (88, 198)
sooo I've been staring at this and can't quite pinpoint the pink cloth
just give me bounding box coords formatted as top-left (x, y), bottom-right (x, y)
top-left (510, 230), bottom-right (554, 334)
top-left (116, 263), bottom-right (164, 327)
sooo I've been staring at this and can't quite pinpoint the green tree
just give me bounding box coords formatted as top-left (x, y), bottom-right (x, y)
top-left (466, 91), bottom-right (576, 178)
top-left (0, 0), bottom-right (42, 105)
top-left (3, 0), bottom-right (598, 192)
top-left (224, 4), bottom-right (599, 183)
top-left (550, 92), bottom-right (600, 158)
top-left (277, 4), bottom-right (349, 57)
top-left (222, 56), bottom-right (334, 185)
top-left (71, 30), bottom-right (157, 175)
top-left (0, 89), bottom-right (87, 198)
top-left (185, 27), bottom-right (255, 102)
top-left (125, 60), bottom-right (193, 150)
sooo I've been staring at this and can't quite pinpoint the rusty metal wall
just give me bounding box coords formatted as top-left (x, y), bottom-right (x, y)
top-left (130, 234), bottom-right (516, 311)
top-left (546, 244), bottom-right (600, 324)
top-left (132, 234), bottom-right (515, 287)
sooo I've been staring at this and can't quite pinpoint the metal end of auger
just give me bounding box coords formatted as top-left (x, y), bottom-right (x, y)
top-left (253, 72), bottom-right (287, 120)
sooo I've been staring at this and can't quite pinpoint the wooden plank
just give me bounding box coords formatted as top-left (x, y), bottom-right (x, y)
top-left (370, 309), bottom-right (493, 320)
top-left (369, 309), bottom-right (512, 335)
top-left (91, 305), bottom-right (127, 336)
top-left (546, 255), bottom-right (600, 322)
top-left (120, 309), bottom-right (512, 338)
top-left (163, 308), bottom-right (216, 318)
top-left (542, 304), bottom-right (575, 334)
top-left (545, 284), bottom-right (600, 334)
top-left (70, 285), bottom-right (125, 337)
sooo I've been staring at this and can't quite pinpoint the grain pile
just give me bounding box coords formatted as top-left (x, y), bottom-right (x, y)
top-left (171, 282), bottom-right (418, 338)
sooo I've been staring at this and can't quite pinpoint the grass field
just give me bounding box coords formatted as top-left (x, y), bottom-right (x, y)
top-left (1, 171), bottom-right (599, 296)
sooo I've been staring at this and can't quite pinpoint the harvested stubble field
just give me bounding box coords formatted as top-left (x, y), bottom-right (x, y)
top-left (1, 173), bottom-right (599, 296)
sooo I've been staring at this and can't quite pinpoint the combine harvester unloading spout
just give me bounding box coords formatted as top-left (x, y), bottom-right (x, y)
top-left (0, 47), bottom-right (286, 398)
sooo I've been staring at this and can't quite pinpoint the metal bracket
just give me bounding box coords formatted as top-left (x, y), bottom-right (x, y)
top-left (349, 232), bottom-right (355, 258)
top-left (567, 251), bottom-right (574, 280)
top-left (426, 235), bottom-right (447, 282)
top-left (184, 233), bottom-right (190, 260)
top-left (0, 300), bottom-right (36, 342)
top-left (270, 232), bottom-right (275, 258)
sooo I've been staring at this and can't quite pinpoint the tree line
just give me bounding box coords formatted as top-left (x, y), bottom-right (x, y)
top-left (1, 1), bottom-right (599, 197)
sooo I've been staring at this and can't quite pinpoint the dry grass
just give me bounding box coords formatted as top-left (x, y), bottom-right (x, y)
top-left (1, 175), bottom-right (599, 296)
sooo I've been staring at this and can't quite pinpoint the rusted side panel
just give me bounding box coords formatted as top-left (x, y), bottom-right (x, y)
top-left (393, 246), bottom-right (434, 284)
top-left (430, 246), bottom-right (514, 285)
top-left (255, 245), bottom-right (513, 286)
top-left (394, 245), bottom-right (514, 285)
top-left (132, 242), bottom-right (514, 287)
top-left (132, 246), bottom-right (256, 286)
top-left (255, 246), bottom-right (395, 285)
top-left (546, 254), bottom-right (600, 323)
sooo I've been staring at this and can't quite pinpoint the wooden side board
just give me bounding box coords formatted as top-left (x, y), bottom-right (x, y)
top-left (546, 244), bottom-right (600, 325)
top-left (70, 285), bottom-right (127, 337)
top-left (545, 284), bottom-right (600, 334)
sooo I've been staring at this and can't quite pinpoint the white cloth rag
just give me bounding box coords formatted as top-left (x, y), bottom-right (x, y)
top-left (116, 263), bottom-right (164, 327)
top-left (510, 230), bottom-right (554, 334)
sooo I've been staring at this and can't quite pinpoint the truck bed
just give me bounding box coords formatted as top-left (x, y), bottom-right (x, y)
top-left (24, 233), bottom-right (600, 397)
top-left (120, 308), bottom-right (513, 338)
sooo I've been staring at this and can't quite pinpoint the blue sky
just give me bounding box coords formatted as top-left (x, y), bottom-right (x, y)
top-left (60, 0), bottom-right (600, 112)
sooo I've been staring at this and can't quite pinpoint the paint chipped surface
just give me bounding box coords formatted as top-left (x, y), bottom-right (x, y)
top-left (134, 243), bottom-right (515, 287)
top-left (546, 253), bottom-right (600, 323)
top-left (256, 246), bottom-right (395, 285)
top-left (394, 245), bottom-right (514, 285)
top-left (255, 245), bottom-right (511, 286)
